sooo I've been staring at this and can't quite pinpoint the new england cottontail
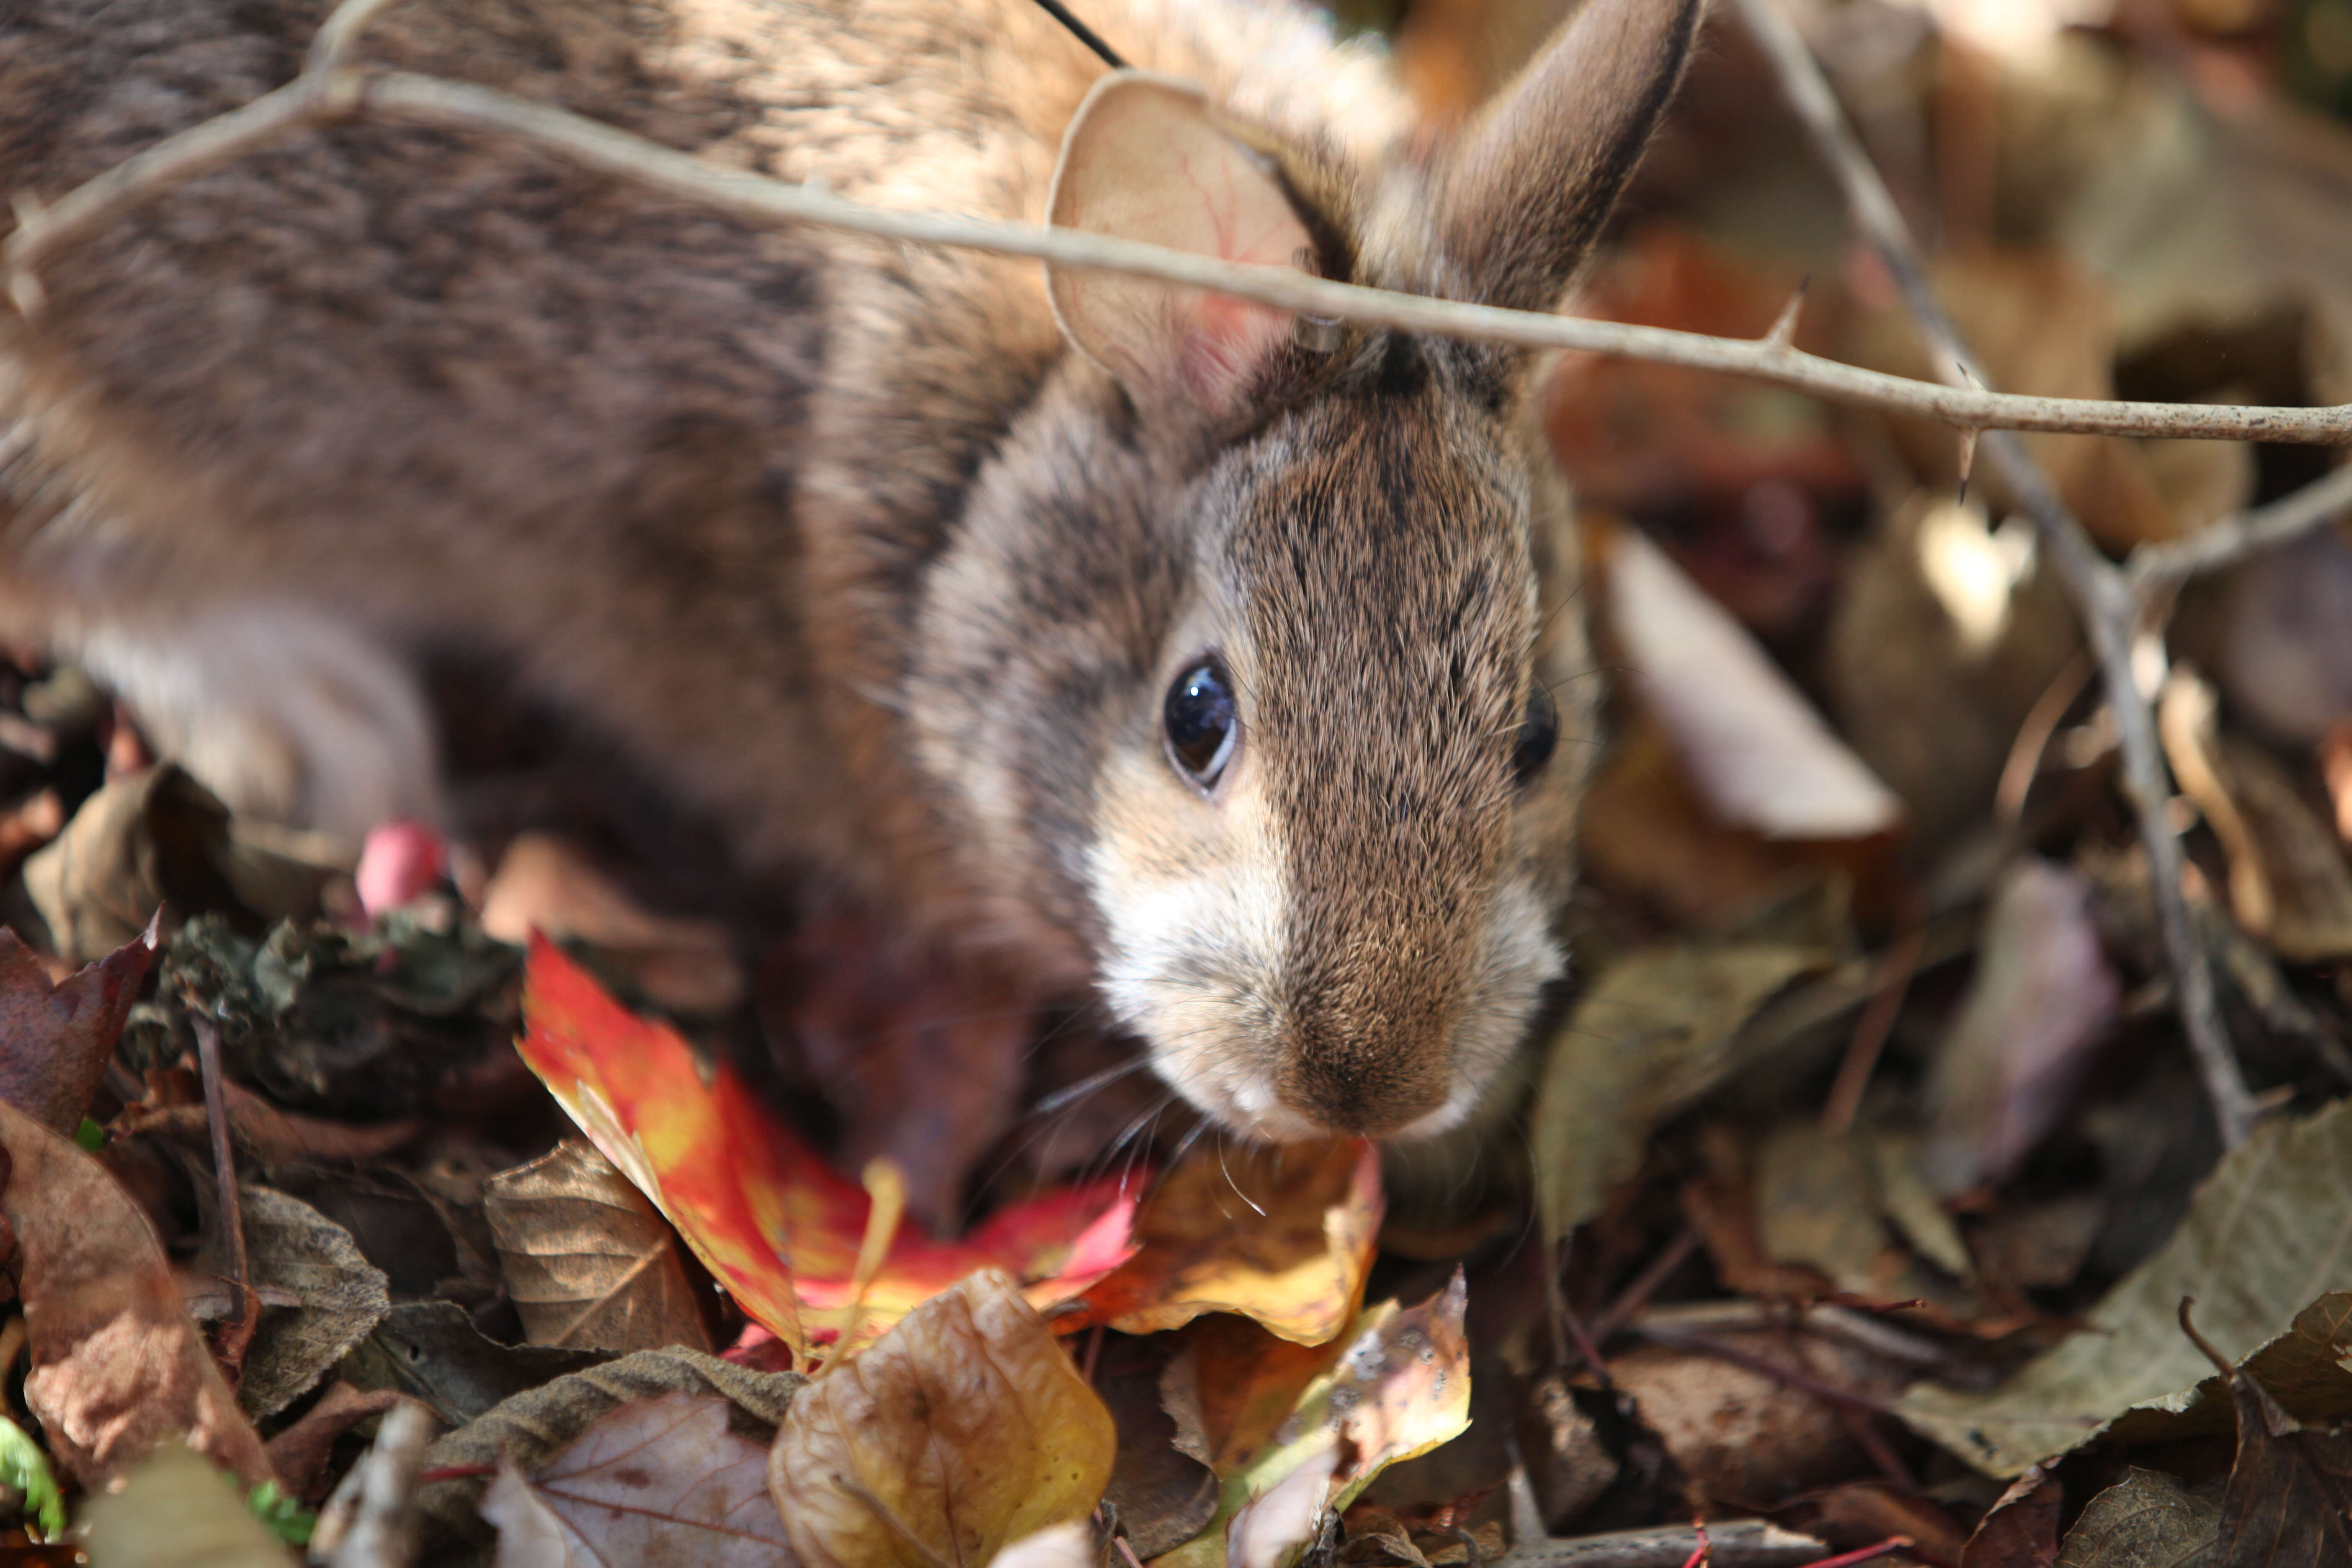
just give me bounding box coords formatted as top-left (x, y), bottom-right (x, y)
top-left (0, 0), bottom-right (1699, 1140)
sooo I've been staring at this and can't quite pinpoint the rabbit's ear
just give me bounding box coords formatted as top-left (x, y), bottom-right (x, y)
top-left (1047, 72), bottom-right (1314, 420)
top-left (1436, 0), bottom-right (1701, 314)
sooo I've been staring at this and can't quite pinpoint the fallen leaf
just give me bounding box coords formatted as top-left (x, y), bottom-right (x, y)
top-left (0, 919), bottom-right (155, 1135)
top-left (1534, 940), bottom-right (1836, 1240)
top-left (83, 1442), bottom-right (294, 1568)
top-left (1605, 526), bottom-right (1904, 841)
top-left (1514, 1373), bottom-right (1622, 1531)
top-left (484, 1137), bottom-right (714, 1354)
top-left (1919, 857), bottom-right (2120, 1196)
top-left (339, 1300), bottom-right (612, 1428)
top-left (2188, 1305), bottom-right (2352, 1566)
top-left (518, 936), bottom-right (1137, 1356)
top-left (418, 1345), bottom-right (805, 1550)
top-left (1899, 1096), bottom-right (2352, 1475)
top-left (768, 1269), bottom-right (1115, 1568)
top-left (480, 1393), bottom-right (797, 1567)
top-left (1960, 1467), bottom-right (2062, 1568)
top-left (0, 1096), bottom-right (272, 1490)
top-left (993, 1523), bottom-right (1096, 1568)
top-left (1065, 1139), bottom-right (1381, 1346)
top-left (484, 832), bottom-right (742, 1016)
top-left (1169, 1276), bottom-right (1473, 1568)
top-left (1163, 1313), bottom-right (1354, 1478)
top-left (0, 1413), bottom-right (65, 1541)
top-left (1099, 1344), bottom-right (1221, 1557)
top-left (217, 1185), bottom-right (391, 1419)
top-left (1753, 1121), bottom-right (1968, 1308)
top-left (2053, 1468), bottom-right (2218, 1567)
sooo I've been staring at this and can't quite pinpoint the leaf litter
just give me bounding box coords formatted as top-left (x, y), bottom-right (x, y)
top-left (5, 0), bottom-right (2352, 1561)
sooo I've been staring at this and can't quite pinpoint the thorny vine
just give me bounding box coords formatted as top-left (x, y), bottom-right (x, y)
top-left (6, 0), bottom-right (2349, 1146)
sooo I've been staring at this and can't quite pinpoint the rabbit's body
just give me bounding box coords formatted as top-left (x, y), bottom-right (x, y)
top-left (0, 0), bottom-right (1696, 1139)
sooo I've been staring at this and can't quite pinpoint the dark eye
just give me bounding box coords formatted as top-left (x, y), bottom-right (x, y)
top-left (1163, 659), bottom-right (1238, 788)
top-left (1512, 683), bottom-right (1558, 787)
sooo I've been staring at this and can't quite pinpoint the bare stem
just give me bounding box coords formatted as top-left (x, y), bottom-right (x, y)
top-left (2129, 459), bottom-right (2352, 591)
top-left (1731, 0), bottom-right (2258, 1149)
top-left (3, 59), bottom-right (2348, 448)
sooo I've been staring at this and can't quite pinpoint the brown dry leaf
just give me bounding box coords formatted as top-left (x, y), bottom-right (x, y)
top-left (1611, 1329), bottom-right (1901, 1507)
top-left (0, 918), bottom-right (155, 1135)
top-left (2191, 1311), bottom-right (2352, 1566)
top-left (1603, 525), bottom-right (1903, 843)
top-left (1162, 1313), bottom-right (1352, 1478)
top-left (1919, 857), bottom-right (2120, 1196)
top-left (0, 1096), bottom-right (272, 1489)
top-left (766, 913), bottom-right (1032, 1235)
top-left (218, 1185), bottom-right (390, 1420)
top-left (483, 1138), bottom-right (714, 1354)
top-left (2161, 670), bottom-right (2352, 960)
top-left (2053, 1468), bottom-right (2218, 1568)
top-left (480, 1393), bottom-right (797, 1567)
top-left (1753, 1122), bottom-right (1970, 1309)
top-left (1072, 1139), bottom-right (1381, 1346)
top-left (1099, 1349), bottom-right (1220, 1558)
top-left (481, 831), bottom-right (743, 1016)
top-left (768, 1269), bottom-right (1115, 1568)
top-left (1960, 1467), bottom-right (2063, 1568)
top-left (1799, 1481), bottom-right (1969, 1563)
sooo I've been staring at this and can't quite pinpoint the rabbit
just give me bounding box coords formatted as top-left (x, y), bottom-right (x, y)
top-left (0, 0), bottom-right (1699, 1143)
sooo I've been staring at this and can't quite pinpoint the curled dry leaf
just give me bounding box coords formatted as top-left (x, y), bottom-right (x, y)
top-left (518, 936), bottom-right (1138, 1355)
top-left (1166, 1274), bottom-right (1473, 1568)
top-left (1534, 940), bottom-right (1836, 1240)
top-left (1919, 857), bottom-right (2119, 1197)
top-left (0, 919), bottom-right (155, 1135)
top-left (1162, 1313), bottom-right (1354, 1477)
top-left (2187, 1304), bottom-right (2352, 1566)
top-left (340, 1300), bottom-right (614, 1427)
top-left (1064, 1138), bottom-right (1382, 1346)
top-left (0, 1096), bottom-right (272, 1491)
top-left (768, 1269), bottom-right (1115, 1568)
top-left (483, 1137), bottom-right (714, 1354)
top-left (1605, 526), bottom-right (1903, 842)
top-left (219, 1184), bottom-right (391, 1419)
top-left (1901, 1096), bottom-right (2352, 1475)
top-left (82, 1442), bottom-right (295, 1568)
top-left (480, 1393), bottom-right (798, 1567)
top-left (1958, 1467), bottom-right (2062, 1568)
top-left (260, 1382), bottom-right (405, 1501)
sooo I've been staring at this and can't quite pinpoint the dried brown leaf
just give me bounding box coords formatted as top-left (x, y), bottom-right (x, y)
top-left (481, 1393), bottom-right (798, 1567)
top-left (261, 1382), bottom-right (404, 1501)
top-left (484, 1138), bottom-right (713, 1354)
top-left (219, 1186), bottom-right (390, 1419)
top-left (1960, 1467), bottom-right (2062, 1568)
top-left (2053, 1468), bottom-right (2217, 1568)
top-left (0, 1096), bottom-right (272, 1489)
top-left (769, 1269), bottom-right (1115, 1568)
top-left (0, 919), bottom-right (155, 1135)
top-left (83, 1442), bottom-right (295, 1568)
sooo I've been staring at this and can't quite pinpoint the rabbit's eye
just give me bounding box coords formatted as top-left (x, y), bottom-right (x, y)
top-left (1164, 659), bottom-right (1238, 789)
top-left (1512, 683), bottom-right (1558, 787)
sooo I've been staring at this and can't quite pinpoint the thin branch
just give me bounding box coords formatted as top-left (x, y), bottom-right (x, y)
top-left (3, 61), bottom-right (2348, 448)
top-left (1732, 0), bottom-right (2258, 1151)
top-left (2129, 458), bottom-right (2352, 590)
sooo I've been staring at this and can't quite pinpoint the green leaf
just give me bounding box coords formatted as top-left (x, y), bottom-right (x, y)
top-left (0, 1414), bottom-right (65, 1541)
top-left (72, 1116), bottom-right (102, 1153)
top-left (246, 1481), bottom-right (315, 1547)
top-left (1899, 1097), bottom-right (2352, 1475)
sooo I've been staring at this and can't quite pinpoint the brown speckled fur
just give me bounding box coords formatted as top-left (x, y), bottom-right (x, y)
top-left (0, 0), bottom-right (1697, 1137)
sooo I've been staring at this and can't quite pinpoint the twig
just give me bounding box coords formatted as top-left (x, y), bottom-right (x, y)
top-left (1501, 1520), bottom-right (1830, 1568)
top-left (1590, 1225), bottom-right (1703, 1344)
top-left (2128, 458), bottom-right (2352, 590)
top-left (1731, 0), bottom-right (2259, 1151)
top-left (1819, 906), bottom-right (1924, 1136)
top-left (3, 59), bottom-right (2349, 448)
top-left (191, 1014), bottom-right (260, 1375)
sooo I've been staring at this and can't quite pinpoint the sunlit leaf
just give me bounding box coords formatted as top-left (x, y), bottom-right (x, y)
top-left (516, 936), bottom-right (1139, 1355)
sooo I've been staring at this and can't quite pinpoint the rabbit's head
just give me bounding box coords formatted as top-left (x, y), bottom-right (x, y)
top-left (914, 0), bottom-right (1700, 1140)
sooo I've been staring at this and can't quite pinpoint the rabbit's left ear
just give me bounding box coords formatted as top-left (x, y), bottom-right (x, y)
top-left (1047, 72), bottom-right (1314, 420)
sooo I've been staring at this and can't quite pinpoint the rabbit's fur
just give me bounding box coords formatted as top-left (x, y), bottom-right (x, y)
top-left (0, 0), bottom-right (1697, 1139)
